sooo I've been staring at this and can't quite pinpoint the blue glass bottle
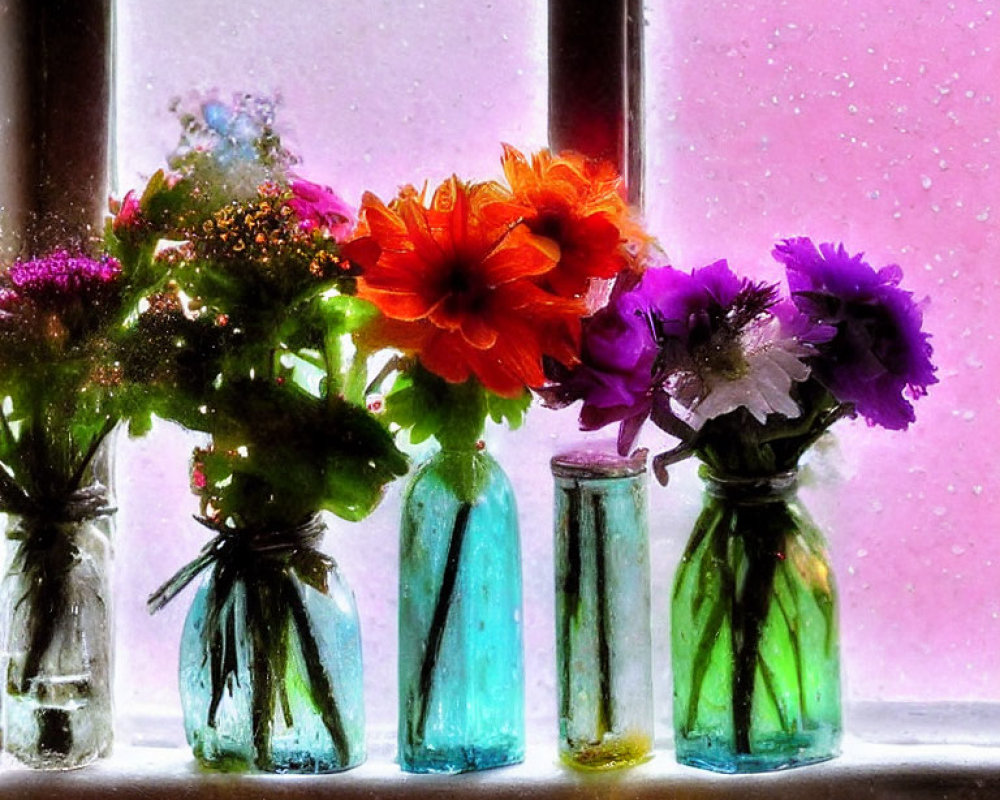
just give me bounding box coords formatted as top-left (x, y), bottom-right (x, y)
top-left (398, 446), bottom-right (525, 773)
top-left (179, 555), bottom-right (365, 773)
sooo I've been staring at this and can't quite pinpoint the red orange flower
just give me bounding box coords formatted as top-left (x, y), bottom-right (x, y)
top-left (354, 177), bottom-right (585, 397)
top-left (477, 145), bottom-right (635, 298)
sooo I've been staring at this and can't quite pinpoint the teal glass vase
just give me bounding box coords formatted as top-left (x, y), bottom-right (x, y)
top-left (178, 519), bottom-right (365, 774)
top-left (551, 446), bottom-right (653, 770)
top-left (671, 467), bottom-right (841, 773)
top-left (398, 446), bottom-right (525, 774)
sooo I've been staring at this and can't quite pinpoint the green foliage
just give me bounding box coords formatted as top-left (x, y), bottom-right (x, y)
top-left (105, 100), bottom-right (408, 530)
top-left (381, 361), bottom-right (531, 448)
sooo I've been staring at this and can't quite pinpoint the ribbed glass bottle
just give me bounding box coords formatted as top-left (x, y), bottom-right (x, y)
top-left (398, 446), bottom-right (525, 774)
top-left (551, 446), bottom-right (653, 770)
top-left (671, 467), bottom-right (841, 773)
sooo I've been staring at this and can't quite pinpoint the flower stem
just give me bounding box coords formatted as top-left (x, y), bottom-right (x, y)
top-left (730, 518), bottom-right (781, 755)
top-left (243, 578), bottom-right (276, 771)
top-left (558, 484), bottom-right (582, 729)
top-left (284, 577), bottom-right (350, 766)
top-left (13, 524), bottom-right (72, 697)
top-left (592, 493), bottom-right (614, 738)
top-left (413, 501), bottom-right (473, 746)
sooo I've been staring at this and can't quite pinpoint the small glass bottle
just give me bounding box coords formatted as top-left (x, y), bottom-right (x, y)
top-left (551, 445), bottom-right (653, 770)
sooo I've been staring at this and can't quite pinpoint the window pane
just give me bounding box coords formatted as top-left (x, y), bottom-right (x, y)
top-left (645, 0), bottom-right (999, 723)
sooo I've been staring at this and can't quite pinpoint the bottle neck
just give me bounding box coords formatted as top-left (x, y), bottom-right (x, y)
top-left (701, 466), bottom-right (798, 505)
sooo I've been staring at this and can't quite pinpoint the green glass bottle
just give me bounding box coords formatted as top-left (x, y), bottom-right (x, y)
top-left (671, 467), bottom-right (841, 773)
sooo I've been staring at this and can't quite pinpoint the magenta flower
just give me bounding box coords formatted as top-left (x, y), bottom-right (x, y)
top-left (4, 252), bottom-right (123, 341)
top-left (9, 251), bottom-right (121, 310)
top-left (288, 179), bottom-right (354, 240)
top-left (773, 238), bottom-right (937, 430)
top-left (548, 281), bottom-right (658, 452)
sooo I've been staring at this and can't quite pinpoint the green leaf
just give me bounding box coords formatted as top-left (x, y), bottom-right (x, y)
top-left (316, 294), bottom-right (379, 337)
top-left (486, 389), bottom-right (532, 430)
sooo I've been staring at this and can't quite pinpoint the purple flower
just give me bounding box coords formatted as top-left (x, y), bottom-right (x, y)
top-left (2, 252), bottom-right (123, 345)
top-left (562, 283), bottom-right (659, 448)
top-left (555, 260), bottom-right (822, 454)
top-left (9, 251), bottom-right (121, 309)
top-left (773, 237), bottom-right (937, 430)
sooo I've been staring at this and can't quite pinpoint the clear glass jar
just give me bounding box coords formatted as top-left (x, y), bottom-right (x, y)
top-left (551, 445), bottom-right (653, 770)
top-left (1, 493), bottom-right (114, 769)
top-left (671, 467), bottom-right (841, 773)
top-left (398, 446), bottom-right (525, 774)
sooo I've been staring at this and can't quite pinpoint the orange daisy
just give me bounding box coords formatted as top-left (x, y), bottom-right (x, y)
top-left (476, 144), bottom-right (634, 298)
top-left (354, 177), bottom-right (584, 397)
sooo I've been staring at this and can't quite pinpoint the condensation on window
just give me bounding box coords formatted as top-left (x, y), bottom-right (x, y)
top-left (107, 0), bottom-right (999, 746)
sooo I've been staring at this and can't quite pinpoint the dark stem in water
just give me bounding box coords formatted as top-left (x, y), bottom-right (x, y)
top-left (14, 524), bottom-right (72, 698)
top-left (730, 513), bottom-right (782, 755)
top-left (413, 501), bottom-right (473, 746)
top-left (592, 494), bottom-right (614, 737)
top-left (243, 577), bottom-right (277, 771)
top-left (558, 484), bottom-right (582, 728)
top-left (284, 577), bottom-right (351, 767)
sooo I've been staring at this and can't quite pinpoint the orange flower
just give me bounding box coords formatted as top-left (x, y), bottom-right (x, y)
top-left (477, 145), bottom-right (634, 298)
top-left (354, 177), bottom-right (584, 397)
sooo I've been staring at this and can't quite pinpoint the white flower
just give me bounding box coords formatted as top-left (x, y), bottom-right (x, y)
top-left (664, 314), bottom-right (812, 430)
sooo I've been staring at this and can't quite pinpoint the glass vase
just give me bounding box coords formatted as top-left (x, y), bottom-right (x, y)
top-left (398, 446), bottom-right (525, 774)
top-left (551, 446), bottom-right (653, 770)
top-left (178, 522), bottom-right (365, 774)
top-left (671, 467), bottom-right (841, 773)
top-left (1, 488), bottom-right (114, 769)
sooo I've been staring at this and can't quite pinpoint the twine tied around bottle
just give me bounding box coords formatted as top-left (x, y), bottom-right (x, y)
top-left (146, 513), bottom-right (328, 613)
top-left (4, 484), bottom-right (116, 542)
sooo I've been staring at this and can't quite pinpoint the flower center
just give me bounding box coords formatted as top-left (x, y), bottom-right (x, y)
top-left (436, 258), bottom-right (488, 319)
top-left (529, 210), bottom-right (567, 243)
top-left (695, 334), bottom-right (748, 381)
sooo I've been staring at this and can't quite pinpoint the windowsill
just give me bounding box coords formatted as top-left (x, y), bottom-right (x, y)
top-left (5, 734), bottom-right (1000, 799)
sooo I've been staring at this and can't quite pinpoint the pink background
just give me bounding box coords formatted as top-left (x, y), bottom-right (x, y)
top-left (645, 0), bottom-right (999, 705)
top-left (111, 0), bottom-right (998, 743)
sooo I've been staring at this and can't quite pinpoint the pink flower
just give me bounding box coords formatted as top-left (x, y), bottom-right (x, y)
top-left (287, 179), bottom-right (354, 240)
top-left (110, 190), bottom-right (143, 236)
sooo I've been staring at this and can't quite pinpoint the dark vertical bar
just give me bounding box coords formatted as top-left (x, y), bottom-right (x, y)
top-left (625, 0), bottom-right (645, 209)
top-left (592, 493), bottom-right (613, 736)
top-left (548, 0), bottom-right (644, 206)
top-left (2, 0), bottom-right (112, 257)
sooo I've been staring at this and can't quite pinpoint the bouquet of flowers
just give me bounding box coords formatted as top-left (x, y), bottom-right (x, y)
top-left (352, 145), bottom-right (644, 772)
top-left (0, 246), bottom-right (164, 767)
top-left (110, 95), bottom-right (406, 772)
top-left (547, 238), bottom-right (937, 771)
